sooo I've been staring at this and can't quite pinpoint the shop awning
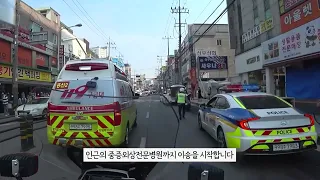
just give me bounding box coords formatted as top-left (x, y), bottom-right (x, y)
top-left (0, 78), bottom-right (54, 87)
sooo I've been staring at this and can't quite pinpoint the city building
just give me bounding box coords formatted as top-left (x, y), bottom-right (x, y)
top-left (261, 0), bottom-right (320, 103)
top-left (124, 63), bottom-right (133, 85)
top-left (60, 22), bottom-right (87, 65)
top-left (227, 0), bottom-right (280, 93)
top-left (0, 1), bottom-right (60, 95)
top-left (91, 46), bottom-right (108, 58)
top-left (228, 0), bottom-right (320, 111)
top-left (180, 23), bottom-right (238, 93)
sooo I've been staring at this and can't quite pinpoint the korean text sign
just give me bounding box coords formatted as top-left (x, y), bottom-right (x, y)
top-left (262, 17), bottom-right (320, 65)
top-left (0, 64), bottom-right (52, 82)
top-left (279, 0), bottom-right (306, 15)
top-left (198, 56), bottom-right (228, 70)
top-left (280, 0), bottom-right (320, 33)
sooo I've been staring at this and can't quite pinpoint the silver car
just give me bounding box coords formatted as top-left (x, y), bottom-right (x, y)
top-left (198, 92), bottom-right (318, 155)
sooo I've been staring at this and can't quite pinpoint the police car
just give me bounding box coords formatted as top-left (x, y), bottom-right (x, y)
top-left (197, 84), bottom-right (318, 155)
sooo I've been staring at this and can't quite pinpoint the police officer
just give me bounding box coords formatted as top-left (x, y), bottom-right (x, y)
top-left (177, 87), bottom-right (187, 120)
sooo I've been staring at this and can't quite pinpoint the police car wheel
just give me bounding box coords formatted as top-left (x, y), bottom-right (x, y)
top-left (198, 114), bottom-right (203, 130)
top-left (217, 129), bottom-right (227, 148)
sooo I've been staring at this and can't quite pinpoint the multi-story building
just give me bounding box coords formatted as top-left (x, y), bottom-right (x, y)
top-left (180, 24), bottom-right (238, 94)
top-left (228, 0), bottom-right (320, 112)
top-left (60, 22), bottom-right (87, 64)
top-left (227, 0), bottom-right (280, 94)
top-left (91, 46), bottom-right (108, 58)
top-left (0, 1), bottom-right (60, 95)
top-left (124, 63), bottom-right (132, 85)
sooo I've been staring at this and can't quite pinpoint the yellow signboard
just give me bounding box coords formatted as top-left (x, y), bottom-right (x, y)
top-left (260, 17), bottom-right (274, 34)
top-left (0, 64), bottom-right (51, 82)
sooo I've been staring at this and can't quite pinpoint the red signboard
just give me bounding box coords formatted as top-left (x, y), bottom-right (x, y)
top-left (51, 57), bottom-right (57, 68)
top-left (0, 26), bottom-right (46, 51)
top-left (280, 0), bottom-right (320, 33)
top-left (174, 58), bottom-right (178, 72)
top-left (18, 46), bottom-right (32, 67)
top-left (36, 53), bottom-right (48, 67)
top-left (0, 39), bottom-right (11, 63)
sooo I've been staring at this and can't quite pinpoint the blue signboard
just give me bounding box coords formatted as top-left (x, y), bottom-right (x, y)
top-left (112, 58), bottom-right (124, 68)
top-left (198, 56), bottom-right (228, 70)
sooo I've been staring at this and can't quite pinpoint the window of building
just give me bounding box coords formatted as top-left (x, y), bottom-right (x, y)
top-left (30, 22), bottom-right (42, 32)
top-left (265, 9), bottom-right (271, 19)
top-left (253, 7), bottom-right (258, 18)
top-left (52, 33), bottom-right (57, 44)
top-left (264, 0), bottom-right (270, 10)
top-left (252, 0), bottom-right (257, 8)
top-left (254, 17), bottom-right (260, 26)
top-left (267, 30), bottom-right (273, 39)
top-left (217, 39), bottom-right (222, 46)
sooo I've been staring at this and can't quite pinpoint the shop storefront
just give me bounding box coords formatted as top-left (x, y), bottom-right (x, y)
top-left (235, 46), bottom-right (265, 91)
top-left (262, 16), bottom-right (320, 99)
top-left (0, 36), bottom-right (54, 96)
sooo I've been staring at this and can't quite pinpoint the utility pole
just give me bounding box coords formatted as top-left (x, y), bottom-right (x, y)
top-left (162, 36), bottom-right (173, 61)
top-left (12, 0), bottom-right (21, 108)
top-left (107, 37), bottom-right (115, 60)
top-left (171, 1), bottom-right (189, 84)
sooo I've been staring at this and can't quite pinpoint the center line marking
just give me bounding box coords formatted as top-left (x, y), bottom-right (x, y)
top-left (140, 137), bottom-right (146, 148)
top-left (146, 112), bottom-right (149, 118)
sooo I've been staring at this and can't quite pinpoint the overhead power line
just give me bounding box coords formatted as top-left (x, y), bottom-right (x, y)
top-left (176, 0), bottom-right (234, 61)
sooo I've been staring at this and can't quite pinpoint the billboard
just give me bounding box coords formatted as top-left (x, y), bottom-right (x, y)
top-left (112, 57), bottom-right (124, 68)
top-left (280, 0), bottom-right (320, 33)
top-left (0, 0), bottom-right (16, 25)
top-left (262, 17), bottom-right (320, 65)
top-left (198, 56), bottom-right (228, 70)
top-left (279, 0), bottom-right (306, 15)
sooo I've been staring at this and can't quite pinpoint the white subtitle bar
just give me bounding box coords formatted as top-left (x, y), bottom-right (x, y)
top-left (83, 148), bottom-right (236, 162)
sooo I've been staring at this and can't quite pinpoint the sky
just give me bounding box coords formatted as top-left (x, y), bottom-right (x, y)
top-left (23, 0), bottom-right (228, 78)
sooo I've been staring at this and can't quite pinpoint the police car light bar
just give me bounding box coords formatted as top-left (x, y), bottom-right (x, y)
top-left (221, 84), bottom-right (260, 92)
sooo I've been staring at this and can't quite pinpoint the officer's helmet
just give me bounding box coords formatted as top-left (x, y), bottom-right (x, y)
top-left (179, 88), bottom-right (185, 92)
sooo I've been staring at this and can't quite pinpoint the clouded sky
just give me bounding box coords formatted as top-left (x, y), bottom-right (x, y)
top-left (24, 0), bottom-right (228, 78)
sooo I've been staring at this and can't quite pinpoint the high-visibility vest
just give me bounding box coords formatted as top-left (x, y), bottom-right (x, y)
top-left (177, 93), bottom-right (186, 104)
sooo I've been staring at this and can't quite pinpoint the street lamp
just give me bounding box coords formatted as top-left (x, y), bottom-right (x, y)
top-left (57, 23), bottom-right (82, 70)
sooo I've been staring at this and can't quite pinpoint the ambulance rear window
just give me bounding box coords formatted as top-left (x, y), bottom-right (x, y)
top-left (237, 95), bottom-right (291, 109)
top-left (59, 62), bottom-right (111, 80)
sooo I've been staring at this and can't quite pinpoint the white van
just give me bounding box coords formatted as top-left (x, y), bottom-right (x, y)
top-left (47, 58), bottom-right (139, 148)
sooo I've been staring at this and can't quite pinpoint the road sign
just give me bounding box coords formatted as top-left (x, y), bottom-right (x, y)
top-left (29, 31), bottom-right (48, 44)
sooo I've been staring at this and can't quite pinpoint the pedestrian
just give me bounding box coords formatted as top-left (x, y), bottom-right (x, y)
top-left (2, 92), bottom-right (8, 116)
top-left (176, 87), bottom-right (187, 120)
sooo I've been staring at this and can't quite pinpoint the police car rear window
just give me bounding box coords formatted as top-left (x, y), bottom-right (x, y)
top-left (237, 95), bottom-right (290, 109)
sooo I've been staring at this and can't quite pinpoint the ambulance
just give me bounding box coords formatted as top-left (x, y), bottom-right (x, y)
top-left (47, 59), bottom-right (138, 148)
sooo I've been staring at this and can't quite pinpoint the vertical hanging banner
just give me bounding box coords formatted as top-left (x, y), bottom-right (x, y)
top-left (59, 45), bottom-right (64, 68)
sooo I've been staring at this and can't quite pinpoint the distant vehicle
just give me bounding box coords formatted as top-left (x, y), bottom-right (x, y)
top-left (162, 84), bottom-right (191, 110)
top-left (16, 97), bottom-right (49, 119)
top-left (198, 85), bottom-right (317, 155)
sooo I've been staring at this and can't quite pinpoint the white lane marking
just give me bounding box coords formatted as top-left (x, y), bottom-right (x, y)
top-left (316, 145), bottom-right (320, 152)
top-left (140, 137), bottom-right (147, 148)
top-left (146, 112), bottom-right (149, 118)
top-left (0, 122), bottom-right (18, 127)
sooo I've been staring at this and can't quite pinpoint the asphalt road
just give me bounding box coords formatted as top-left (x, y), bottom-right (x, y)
top-left (0, 95), bottom-right (320, 180)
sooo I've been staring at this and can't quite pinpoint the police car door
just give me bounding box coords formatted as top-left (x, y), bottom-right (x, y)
top-left (211, 97), bottom-right (230, 139)
top-left (203, 97), bottom-right (218, 135)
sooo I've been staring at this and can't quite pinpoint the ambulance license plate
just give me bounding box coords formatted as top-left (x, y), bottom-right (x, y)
top-left (273, 143), bottom-right (299, 151)
top-left (69, 124), bottom-right (92, 130)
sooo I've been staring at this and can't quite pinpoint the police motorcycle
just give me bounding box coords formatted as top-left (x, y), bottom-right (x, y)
top-left (0, 153), bottom-right (224, 180)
